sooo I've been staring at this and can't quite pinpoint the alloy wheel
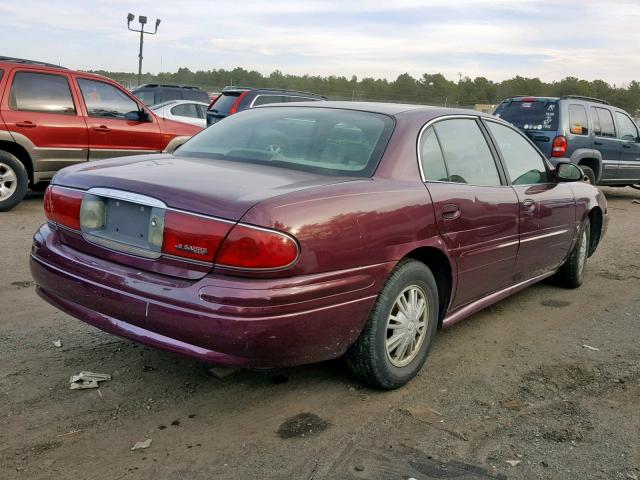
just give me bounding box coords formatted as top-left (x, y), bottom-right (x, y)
top-left (0, 162), bottom-right (18, 201)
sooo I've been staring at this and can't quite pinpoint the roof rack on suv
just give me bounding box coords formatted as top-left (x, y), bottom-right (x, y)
top-left (137, 84), bottom-right (202, 90)
top-left (222, 85), bottom-right (327, 98)
top-left (0, 56), bottom-right (67, 69)
top-left (561, 95), bottom-right (609, 105)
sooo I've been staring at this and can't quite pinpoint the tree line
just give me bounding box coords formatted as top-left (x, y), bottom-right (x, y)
top-left (88, 67), bottom-right (640, 114)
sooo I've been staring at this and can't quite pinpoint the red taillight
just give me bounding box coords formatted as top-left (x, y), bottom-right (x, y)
top-left (521, 97), bottom-right (536, 102)
top-left (228, 91), bottom-right (250, 115)
top-left (162, 210), bottom-right (232, 262)
top-left (551, 135), bottom-right (568, 157)
top-left (45, 186), bottom-right (83, 230)
top-left (216, 224), bottom-right (299, 269)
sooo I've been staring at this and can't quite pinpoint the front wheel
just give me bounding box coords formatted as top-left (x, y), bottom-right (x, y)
top-left (555, 218), bottom-right (590, 288)
top-left (580, 165), bottom-right (596, 185)
top-left (346, 259), bottom-right (439, 389)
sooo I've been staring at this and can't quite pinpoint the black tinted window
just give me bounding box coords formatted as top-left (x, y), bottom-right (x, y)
top-left (568, 104), bottom-right (589, 135)
top-left (171, 103), bottom-right (199, 118)
top-left (419, 127), bottom-right (448, 181)
top-left (433, 119), bottom-right (501, 186)
top-left (78, 79), bottom-right (140, 119)
top-left (486, 121), bottom-right (548, 185)
top-left (595, 108), bottom-right (615, 137)
top-left (9, 72), bottom-right (75, 114)
top-left (134, 91), bottom-right (156, 105)
top-left (252, 95), bottom-right (284, 107)
top-left (615, 112), bottom-right (638, 140)
top-left (494, 99), bottom-right (558, 131)
top-left (210, 93), bottom-right (242, 114)
top-left (178, 107), bottom-right (394, 177)
top-left (287, 96), bottom-right (322, 103)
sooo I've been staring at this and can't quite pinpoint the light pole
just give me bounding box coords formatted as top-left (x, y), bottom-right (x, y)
top-left (127, 13), bottom-right (161, 87)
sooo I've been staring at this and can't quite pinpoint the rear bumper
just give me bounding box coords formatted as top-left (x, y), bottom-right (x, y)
top-left (30, 224), bottom-right (391, 367)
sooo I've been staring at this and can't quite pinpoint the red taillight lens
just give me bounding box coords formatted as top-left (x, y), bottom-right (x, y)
top-left (228, 91), bottom-right (250, 115)
top-left (46, 186), bottom-right (84, 230)
top-left (551, 135), bottom-right (568, 157)
top-left (216, 224), bottom-right (299, 269)
top-left (162, 211), bottom-right (232, 262)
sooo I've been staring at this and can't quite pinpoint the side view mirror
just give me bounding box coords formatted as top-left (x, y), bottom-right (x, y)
top-left (555, 162), bottom-right (583, 182)
top-left (124, 110), bottom-right (151, 122)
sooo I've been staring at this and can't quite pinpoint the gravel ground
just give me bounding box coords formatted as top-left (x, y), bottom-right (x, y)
top-left (0, 187), bottom-right (639, 480)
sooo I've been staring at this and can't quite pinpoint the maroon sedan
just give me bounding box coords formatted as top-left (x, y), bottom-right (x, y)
top-left (30, 102), bottom-right (607, 389)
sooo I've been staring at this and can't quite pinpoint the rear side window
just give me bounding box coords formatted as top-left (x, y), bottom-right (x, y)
top-left (78, 79), bottom-right (140, 119)
top-left (209, 92), bottom-right (242, 114)
top-left (9, 71), bottom-right (75, 115)
top-left (252, 95), bottom-right (285, 107)
top-left (594, 108), bottom-right (615, 137)
top-left (171, 103), bottom-right (199, 118)
top-left (486, 121), bottom-right (548, 185)
top-left (568, 104), bottom-right (589, 135)
top-left (418, 127), bottom-right (448, 181)
top-left (177, 107), bottom-right (394, 177)
top-left (615, 112), bottom-right (638, 140)
top-left (494, 99), bottom-right (558, 131)
top-left (432, 119), bottom-right (501, 186)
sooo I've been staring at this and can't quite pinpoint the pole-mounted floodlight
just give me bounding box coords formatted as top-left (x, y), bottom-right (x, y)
top-left (127, 13), bottom-right (161, 86)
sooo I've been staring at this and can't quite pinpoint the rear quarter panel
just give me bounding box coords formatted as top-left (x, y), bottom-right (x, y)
top-left (240, 179), bottom-right (449, 277)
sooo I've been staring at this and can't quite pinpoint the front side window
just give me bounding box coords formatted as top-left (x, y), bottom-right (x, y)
top-left (77, 78), bottom-right (140, 119)
top-left (568, 104), bottom-right (589, 135)
top-left (595, 107), bottom-right (616, 137)
top-left (432, 119), bottom-right (501, 186)
top-left (9, 71), bottom-right (75, 114)
top-left (177, 107), bottom-right (394, 177)
top-left (486, 121), bottom-right (548, 185)
top-left (418, 127), bottom-right (448, 181)
top-left (171, 103), bottom-right (199, 118)
top-left (615, 112), bottom-right (638, 140)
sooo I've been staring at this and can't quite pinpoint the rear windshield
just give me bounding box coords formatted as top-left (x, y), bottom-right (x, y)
top-left (209, 92), bottom-right (242, 114)
top-left (176, 107), bottom-right (395, 177)
top-left (133, 90), bottom-right (156, 106)
top-left (494, 99), bottom-right (558, 131)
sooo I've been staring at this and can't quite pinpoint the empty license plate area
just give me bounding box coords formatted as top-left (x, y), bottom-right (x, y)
top-left (80, 191), bottom-right (166, 258)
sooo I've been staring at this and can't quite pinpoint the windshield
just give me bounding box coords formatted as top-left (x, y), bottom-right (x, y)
top-left (494, 99), bottom-right (559, 131)
top-left (176, 107), bottom-right (395, 177)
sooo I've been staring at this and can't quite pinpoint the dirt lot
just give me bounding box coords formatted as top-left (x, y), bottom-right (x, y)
top-left (1, 187), bottom-right (639, 480)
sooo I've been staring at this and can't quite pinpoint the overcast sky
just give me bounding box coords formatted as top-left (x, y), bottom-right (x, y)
top-left (1, 0), bottom-right (638, 85)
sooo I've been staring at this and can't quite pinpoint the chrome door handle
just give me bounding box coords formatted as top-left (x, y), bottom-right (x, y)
top-left (442, 204), bottom-right (461, 220)
top-left (521, 199), bottom-right (535, 211)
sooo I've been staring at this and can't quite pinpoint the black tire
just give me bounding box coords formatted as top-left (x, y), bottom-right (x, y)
top-left (580, 165), bottom-right (596, 185)
top-left (0, 150), bottom-right (29, 212)
top-left (346, 259), bottom-right (439, 389)
top-left (556, 218), bottom-right (590, 288)
top-left (30, 181), bottom-right (50, 193)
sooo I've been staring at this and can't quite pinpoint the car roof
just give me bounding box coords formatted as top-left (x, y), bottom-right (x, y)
top-left (133, 84), bottom-right (207, 91)
top-left (256, 100), bottom-right (490, 119)
top-left (151, 99), bottom-right (209, 109)
top-left (221, 86), bottom-right (327, 99)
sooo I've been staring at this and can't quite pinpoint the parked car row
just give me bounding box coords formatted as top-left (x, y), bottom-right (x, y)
top-left (494, 95), bottom-right (640, 186)
top-left (0, 57), bottom-right (202, 211)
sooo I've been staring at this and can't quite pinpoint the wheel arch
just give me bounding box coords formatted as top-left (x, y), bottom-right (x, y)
top-left (402, 246), bottom-right (453, 327)
top-left (0, 140), bottom-right (33, 184)
top-left (586, 206), bottom-right (603, 256)
top-left (570, 149), bottom-right (602, 183)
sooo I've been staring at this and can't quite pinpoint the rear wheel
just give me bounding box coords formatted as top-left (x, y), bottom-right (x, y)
top-left (346, 259), bottom-right (439, 389)
top-left (580, 165), bottom-right (596, 185)
top-left (556, 218), bottom-right (590, 288)
top-left (0, 151), bottom-right (28, 212)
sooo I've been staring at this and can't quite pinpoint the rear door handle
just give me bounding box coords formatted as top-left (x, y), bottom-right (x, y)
top-left (442, 204), bottom-right (461, 220)
top-left (623, 144), bottom-right (631, 149)
top-left (15, 121), bottom-right (36, 128)
top-left (521, 199), bottom-right (535, 211)
top-left (92, 125), bottom-right (111, 132)
top-left (594, 141), bottom-right (603, 146)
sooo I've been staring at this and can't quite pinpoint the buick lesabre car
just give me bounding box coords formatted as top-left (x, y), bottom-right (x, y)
top-left (30, 102), bottom-right (607, 389)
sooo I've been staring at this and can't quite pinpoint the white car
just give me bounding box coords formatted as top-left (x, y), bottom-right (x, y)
top-left (150, 100), bottom-right (209, 128)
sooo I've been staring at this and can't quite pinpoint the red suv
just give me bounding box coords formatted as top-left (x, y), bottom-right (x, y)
top-left (0, 57), bottom-right (202, 211)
